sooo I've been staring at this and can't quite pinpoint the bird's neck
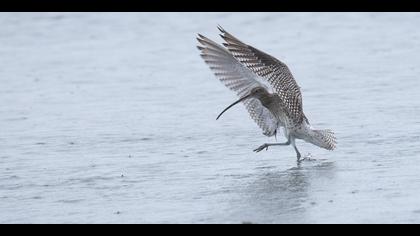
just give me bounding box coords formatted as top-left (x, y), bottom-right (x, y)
top-left (258, 93), bottom-right (275, 107)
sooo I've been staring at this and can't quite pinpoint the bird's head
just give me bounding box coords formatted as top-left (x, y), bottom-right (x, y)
top-left (216, 86), bottom-right (268, 120)
top-left (248, 86), bottom-right (268, 99)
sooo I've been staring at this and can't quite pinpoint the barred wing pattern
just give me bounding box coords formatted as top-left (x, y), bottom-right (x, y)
top-left (218, 26), bottom-right (306, 125)
top-left (197, 34), bottom-right (278, 136)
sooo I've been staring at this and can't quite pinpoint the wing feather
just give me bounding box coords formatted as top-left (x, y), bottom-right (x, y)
top-left (197, 33), bottom-right (278, 136)
top-left (217, 26), bottom-right (306, 124)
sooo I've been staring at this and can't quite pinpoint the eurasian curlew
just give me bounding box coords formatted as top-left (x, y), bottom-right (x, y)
top-left (197, 26), bottom-right (336, 161)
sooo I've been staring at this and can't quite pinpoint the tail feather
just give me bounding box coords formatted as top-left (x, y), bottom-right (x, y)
top-left (306, 129), bottom-right (337, 150)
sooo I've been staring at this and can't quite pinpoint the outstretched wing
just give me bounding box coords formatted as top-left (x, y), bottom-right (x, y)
top-left (218, 26), bottom-right (306, 125)
top-left (197, 33), bottom-right (278, 136)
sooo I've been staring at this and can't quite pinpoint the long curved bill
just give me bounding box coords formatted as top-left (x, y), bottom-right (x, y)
top-left (216, 94), bottom-right (252, 120)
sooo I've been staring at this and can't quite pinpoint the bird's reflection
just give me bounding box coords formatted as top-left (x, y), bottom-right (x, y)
top-left (230, 160), bottom-right (336, 223)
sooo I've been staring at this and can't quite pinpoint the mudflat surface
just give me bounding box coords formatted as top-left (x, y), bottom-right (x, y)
top-left (1, 13), bottom-right (420, 223)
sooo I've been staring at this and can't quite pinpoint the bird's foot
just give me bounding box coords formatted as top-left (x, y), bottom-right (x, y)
top-left (298, 153), bottom-right (316, 162)
top-left (253, 144), bottom-right (269, 152)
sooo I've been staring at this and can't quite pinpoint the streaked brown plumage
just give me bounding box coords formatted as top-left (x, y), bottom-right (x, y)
top-left (197, 26), bottom-right (336, 161)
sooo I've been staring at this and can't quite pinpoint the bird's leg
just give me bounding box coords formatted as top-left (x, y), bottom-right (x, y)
top-left (292, 140), bottom-right (302, 162)
top-left (253, 140), bottom-right (290, 153)
top-left (294, 145), bottom-right (302, 162)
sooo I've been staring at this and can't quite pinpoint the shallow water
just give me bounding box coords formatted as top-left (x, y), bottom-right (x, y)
top-left (1, 12), bottom-right (420, 223)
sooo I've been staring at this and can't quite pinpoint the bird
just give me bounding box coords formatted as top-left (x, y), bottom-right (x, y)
top-left (196, 26), bottom-right (336, 161)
